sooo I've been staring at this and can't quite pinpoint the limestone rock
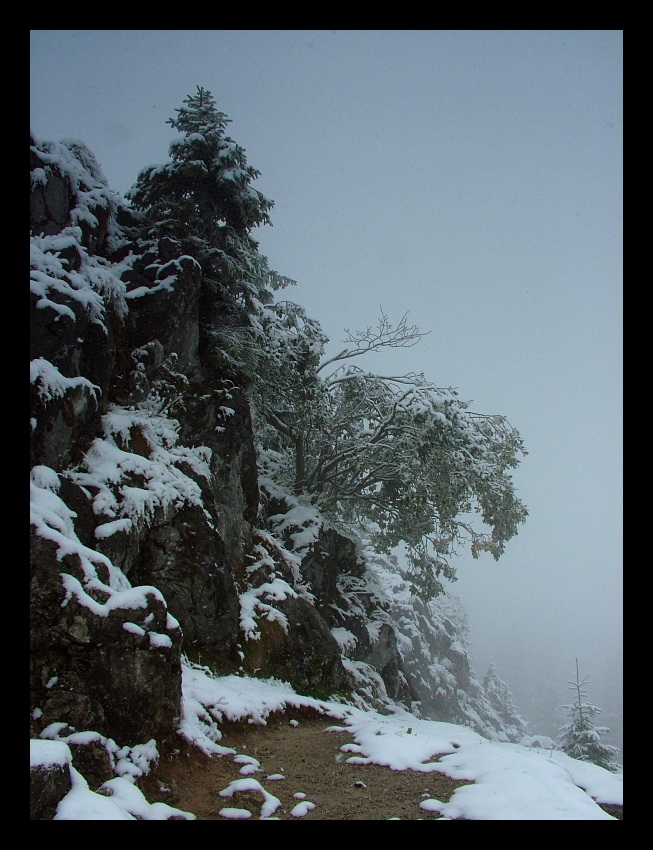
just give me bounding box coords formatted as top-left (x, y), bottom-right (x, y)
top-left (30, 527), bottom-right (183, 746)
top-left (30, 761), bottom-right (72, 820)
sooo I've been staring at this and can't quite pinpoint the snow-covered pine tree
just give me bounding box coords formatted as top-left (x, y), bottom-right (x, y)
top-left (127, 86), bottom-right (285, 379)
top-left (128, 86), bottom-right (273, 288)
top-left (482, 661), bottom-right (529, 741)
top-left (128, 86), bottom-right (273, 274)
top-left (558, 659), bottom-right (621, 772)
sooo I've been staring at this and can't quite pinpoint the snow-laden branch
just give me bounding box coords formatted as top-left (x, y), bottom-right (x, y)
top-left (252, 299), bottom-right (528, 593)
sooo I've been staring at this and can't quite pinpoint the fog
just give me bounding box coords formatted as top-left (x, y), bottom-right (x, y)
top-left (30, 30), bottom-right (622, 753)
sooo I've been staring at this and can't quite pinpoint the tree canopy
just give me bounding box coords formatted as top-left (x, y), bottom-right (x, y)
top-left (127, 86), bottom-right (275, 310)
top-left (254, 305), bottom-right (528, 596)
top-left (127, 86), bottom-right (529, 598)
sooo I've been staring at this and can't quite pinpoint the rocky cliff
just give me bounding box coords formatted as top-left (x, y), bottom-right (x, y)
top-left (30, 134), bottom-right (527, 816)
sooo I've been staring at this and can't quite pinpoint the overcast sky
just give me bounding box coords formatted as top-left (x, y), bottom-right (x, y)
top-left (30, 30), bottom-right (623, 744)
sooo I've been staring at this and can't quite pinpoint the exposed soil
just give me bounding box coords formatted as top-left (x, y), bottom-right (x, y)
top-left (139, 706), bottom-right (471, 820)
top-left (139, 706), bottom-right (623, 821)
top-left (599, 804), bottom-right (623, 820)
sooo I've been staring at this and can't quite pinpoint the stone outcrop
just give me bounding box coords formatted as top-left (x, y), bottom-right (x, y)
top-left (29, 524), bottom-right (183, 747)
top-left (298, 526), bottom-right (412, 703)
top-left (29, 134), bottom-right (351, 790)
top-left (30, 760), bottom-right (72, 821)
top-left (30, 134), bottom-right (526, 817)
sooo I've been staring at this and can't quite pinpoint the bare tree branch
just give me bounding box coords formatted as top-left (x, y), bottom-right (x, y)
top-left (317, 309), bottom-right (429, 374)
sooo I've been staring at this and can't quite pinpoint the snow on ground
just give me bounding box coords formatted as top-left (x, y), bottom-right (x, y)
top-left (33, 661), bottom-right (622, 820)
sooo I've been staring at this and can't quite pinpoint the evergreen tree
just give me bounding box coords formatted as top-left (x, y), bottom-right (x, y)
top-left (483, 662), bottom-right (528, 740)
top-left (558, 659), bottom-right (621, 772)
top-left (128, 86), bottom-right (273, 307)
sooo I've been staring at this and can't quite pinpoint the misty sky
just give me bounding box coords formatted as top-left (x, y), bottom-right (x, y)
top-left (30, 30), bottom-right (623, 743)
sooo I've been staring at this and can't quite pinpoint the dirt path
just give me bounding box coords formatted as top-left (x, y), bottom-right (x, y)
top-left (139, 707), bottom-right (470, 820)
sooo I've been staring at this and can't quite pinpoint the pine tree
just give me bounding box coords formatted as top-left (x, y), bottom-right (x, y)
top-left (128, 86), bottom-right (274, 309)
top-left (483, 661), bottom-right (528, 741)
top-left (127, 86), bottom-right (290, 381)
top-left (558, 659), bottom-right (621, 772)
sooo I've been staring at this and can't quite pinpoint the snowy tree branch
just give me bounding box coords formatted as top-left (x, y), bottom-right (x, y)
top-left (317, 310), bottom-right (429, 374)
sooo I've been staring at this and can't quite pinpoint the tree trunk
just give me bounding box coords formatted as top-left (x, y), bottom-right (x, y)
top-left (294, 433), bottom-right (306, 495)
